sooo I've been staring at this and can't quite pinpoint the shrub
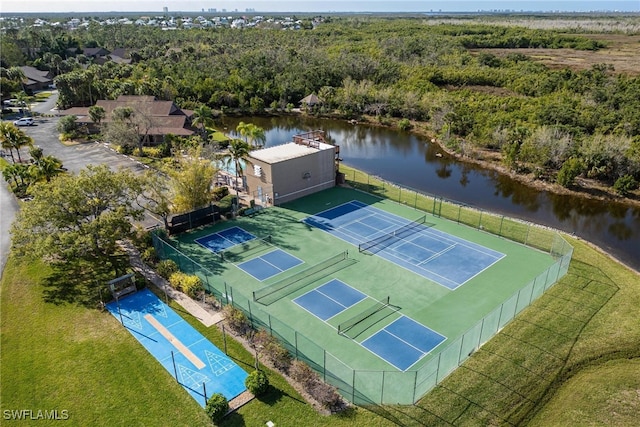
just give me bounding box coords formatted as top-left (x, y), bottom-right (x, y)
top-left (309, 380), bottom-right (343, 410)
top-left (222, 305), bottom-right (252, 336)
top-left (142, 146), bottom-right (163, 158)
top-left (212, 185), bottom-right (229, 201)
top-left (264, 340), bottom-right (292, 373)
top-left (557, 157), bottom-right (584, 188)
top-left (397, 118), bottom-right (412, 131)
top-left (250, 330), bottom-right (292, 373)
top-left (613, 174), bottom-right (638, 196)
top-left (168, 272), bottom-right (203, 298)
top-left (218, 194), bottom-right (237, 215)
top-left (56, 115), bottom-right (78, 134)
top-left (156, 259), bottom-right (178, 279)
top-left (140, 247), bottom-right (157, 265)
top-left (289, 360), bottom-right (318, 390)
top-left (205, 393), bottom-right (229, 422)
top-left (245, 370), bottom-right (269, 396)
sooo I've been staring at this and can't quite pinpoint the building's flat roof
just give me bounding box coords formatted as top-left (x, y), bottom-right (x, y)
top-left (249, 142), bottom-right (334, 164)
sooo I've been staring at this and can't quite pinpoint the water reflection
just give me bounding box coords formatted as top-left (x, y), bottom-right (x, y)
top-left (222, 116), bottom-right (640, 272)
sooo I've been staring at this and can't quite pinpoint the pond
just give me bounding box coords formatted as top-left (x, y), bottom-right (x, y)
top-left (221, 115), bottom-right (640, 272)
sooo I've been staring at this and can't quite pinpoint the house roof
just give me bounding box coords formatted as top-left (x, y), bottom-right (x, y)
top-left (249, 141), bottom-right (334, 164)
top-left (96, 96), bottom-right (184, 118)
top-left (62, 95), bottom-right (194, 137)
top-left (300, 93), bottom-right (322, 105)
top-left (19, 66), bottom-right (52, 84)
top-left (83, 47), bottom-right (110, 57)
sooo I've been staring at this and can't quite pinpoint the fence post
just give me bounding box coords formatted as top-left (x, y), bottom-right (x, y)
top-left (352, 370), bottom-right (356, 403)
top-left (323, 350), bottom-right (326, 382)
top-left (499, 216), bottom-right (504, 237)
top-left (381, 371), bottom-right (385, 404)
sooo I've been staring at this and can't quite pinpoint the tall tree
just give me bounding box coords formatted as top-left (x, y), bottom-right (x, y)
top-left (138, 170), bottom-right (173, 229)
top-left (221, 139), bottom-right (252, 212)
top-left (236, 121), bottom-right (266, 148)
top-left (191, 105), bottom-right (215, 142)
top-left (0, 122), bottom-right (33, 163)
top-left (11, 165), bottom-right (144, 273)
top-left (88, 105), bottom-right (106, 126)
top-left (170, 148), bottom-right (217, 213)
top-left (28, 146), bottom-right (65, 183)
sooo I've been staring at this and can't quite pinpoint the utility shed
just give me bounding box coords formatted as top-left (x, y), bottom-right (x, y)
top-left (245, 131), bottom-right (338, 205)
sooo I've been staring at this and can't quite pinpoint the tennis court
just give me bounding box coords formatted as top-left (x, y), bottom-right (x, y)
top-left (237, 248), bottom-right (303, 281)
top-left (293, 279), bottom-right (366, 321)
top-left (294, 280), bottom-right (447, 370)
top-left (361, 316), bottom-right (446, 371)
top-left (303, 200), bottom-right (505, 289)
top-left (158, 186), bottom-right (564, 404)
top-left (106, 289), bottom-right (248, 407)
top-left (195, 226), bottom-right (257, 254)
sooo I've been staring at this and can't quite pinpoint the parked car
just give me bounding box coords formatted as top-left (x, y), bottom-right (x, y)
top-left (13, 117), bottom-right (34, 126)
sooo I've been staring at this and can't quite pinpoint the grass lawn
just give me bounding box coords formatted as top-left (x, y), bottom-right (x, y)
top-left (2, 220), bottom-right (638, 424)
top-left (0, 257), bottom-right (388, 426)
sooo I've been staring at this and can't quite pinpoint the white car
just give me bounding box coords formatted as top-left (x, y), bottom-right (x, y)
top-left (13, 117), bottom-right (34, 126)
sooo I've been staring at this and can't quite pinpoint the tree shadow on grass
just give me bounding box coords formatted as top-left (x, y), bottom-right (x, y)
top-left (41, 254), bottom-right (130, 307)
top-left (255, 384), bottom-right (307, 406)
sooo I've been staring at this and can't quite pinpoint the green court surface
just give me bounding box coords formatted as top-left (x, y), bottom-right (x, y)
top-left (159, 187), bottom-right (562, 403)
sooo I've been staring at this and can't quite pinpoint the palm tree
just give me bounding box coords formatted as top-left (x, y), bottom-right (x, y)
top-left (221, 139), bottom-right (252, 213)
top-left (192, 105), bottom-right (215, 142)
top-left (30, 155), bottom-right (64, 183)
top-left (2, 162), bottom-right (30, 189)
top-left (236, 121), bottom-right (266, 148)
top-left (0, 122), bottom-right (33, 163)
top-left (6, 66), bottom-right (26, 93)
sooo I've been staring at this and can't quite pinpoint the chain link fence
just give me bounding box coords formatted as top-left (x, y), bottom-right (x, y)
top-left (151, 173), bottom-right (572, 404)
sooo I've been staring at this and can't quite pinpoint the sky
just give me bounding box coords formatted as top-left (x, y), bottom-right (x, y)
top-left (0, 1), bottom-right (637, 14)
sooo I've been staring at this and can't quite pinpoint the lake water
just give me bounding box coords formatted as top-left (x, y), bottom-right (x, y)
top-left (222, 115), bottom-right (640, 272)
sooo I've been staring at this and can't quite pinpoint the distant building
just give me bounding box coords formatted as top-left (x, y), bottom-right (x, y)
top-left (245, 131), bottom-right (339, 205)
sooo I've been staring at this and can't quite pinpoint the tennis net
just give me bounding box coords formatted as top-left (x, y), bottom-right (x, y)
top-left (337, 296), bottom-right (391, 337)
top-left (358, 215), bottom-right (427, 254)
top-left (219, 235), bottom-right (273, 261)
top-left (253, 251), bottom-right (351, 305)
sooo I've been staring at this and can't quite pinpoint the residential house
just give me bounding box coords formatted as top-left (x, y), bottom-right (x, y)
top-left (61, 95), bottom-right (194, 143)
top-left (19, 66), bottom-right (54, 93)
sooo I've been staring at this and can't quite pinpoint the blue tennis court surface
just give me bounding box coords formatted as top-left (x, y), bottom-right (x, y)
top-left (303, 201), bottom-right (505, 290)
top-left (362, 316), bottom-right (446, 371)
top-left (195, 226), bottom-right (255, 253)
top-left (294, 279), bottom-right (366, 320)
top-left (106, 289), bottom-right (248, 407)
top-left (237, 249), bottom-right (303, 281)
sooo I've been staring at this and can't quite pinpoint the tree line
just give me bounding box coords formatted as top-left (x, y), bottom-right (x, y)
top-left (2, 16), bottom-right (639, 193)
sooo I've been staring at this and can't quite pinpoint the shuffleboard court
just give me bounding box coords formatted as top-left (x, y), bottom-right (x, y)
top-left (106, 289), bottom-right (248, 407)
top-left (303, 200), bottom-right (505, 289)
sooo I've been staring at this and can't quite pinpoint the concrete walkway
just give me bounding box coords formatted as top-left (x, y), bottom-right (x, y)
top-left (121, 241), bottom-right (223, 327)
